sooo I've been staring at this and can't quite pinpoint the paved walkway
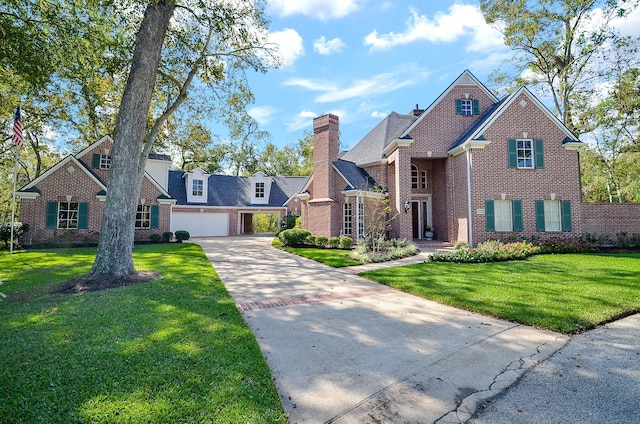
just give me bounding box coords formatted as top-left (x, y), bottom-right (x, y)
top-left (195, 236), bottom-right (568, 423)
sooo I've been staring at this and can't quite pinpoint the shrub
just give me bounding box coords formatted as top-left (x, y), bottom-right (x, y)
top-left (174, 230), bottom-right (190, 243)
top-left (149, 233), bottom-right (162, 243)
top-left (280, 214), bottom-right (298, 231)
top-left (315, 236), bottom-right (328, 248)
top-left (305, 235), bottom-right (316, 246)
top-left (295, 216), bottom-right (302, 228)
top-left (339, 236), bottom-right (354, 250)
top-left (0, 222), bottom-right (29, 248)
top-left (162, 231), bottom-right (173, 242)
top-left (348, 238), bottom-right (417, 263)
top-left (328, 237), bottom-right (340, 249)
top-left (278, 228), bottom-right (311, 247)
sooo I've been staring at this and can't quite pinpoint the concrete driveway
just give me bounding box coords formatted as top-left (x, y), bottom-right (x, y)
top-left (195, 236), bottom-right (568, 423)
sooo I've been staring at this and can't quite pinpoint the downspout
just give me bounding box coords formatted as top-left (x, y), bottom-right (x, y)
top-left (466, 148), bottom-right (474, 247)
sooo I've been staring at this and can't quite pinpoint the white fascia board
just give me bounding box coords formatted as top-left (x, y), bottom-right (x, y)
top-left (333, 165), bottom-right (354, 189)
top-left (20, 155), bottom-right (107, 192)
top-left (382, 137), bottom-right (414, 157)
top-left (563, 141), bottom-right (587, 151)
top-left (341, 189), bottom-right (387, 199)
top-left (16, 191), bottom-right (39, 199)
top-left (143, 171), bottom-right (172, 198)
top-left (448, 139), bottom-right (492, 157)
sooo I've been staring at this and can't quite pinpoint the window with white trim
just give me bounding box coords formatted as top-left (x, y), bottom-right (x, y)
top-left (135, 204), bottom-right (151, 229)
top-left (58, 202), bottom-right (79, 229)
top-left (343, 203), bottom-right (353, 236)
top-left (100, 154), bottom-right (111, 170)
top-left (255, 182), bottom-right (265, 198)
top-left (421, 171), bottom-right (427, 189)
top-left (411, 165), bottom-right (418, 188)
top-left (494, 200), bottom-right (513, 232)
top-left (516, 139), bottom-right (534, 169)
top-left (192, 179), bottom-right (203, 196)
top-left (544, 200), bottom-right (561, 231)
top-left (460, 99), bottom-right (472, 115)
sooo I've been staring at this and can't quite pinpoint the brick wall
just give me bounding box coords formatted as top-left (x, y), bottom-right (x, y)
top-left (581, 203), bottom-right (640, 239)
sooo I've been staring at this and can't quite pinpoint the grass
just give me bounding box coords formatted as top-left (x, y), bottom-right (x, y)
top-left (0, 244), bottom-right (286, 423)
top-left (272, 238), bottom-right (362, 267)
top-left (360, 253), bottom-right (640, 334)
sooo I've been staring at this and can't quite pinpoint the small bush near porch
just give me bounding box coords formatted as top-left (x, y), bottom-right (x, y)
top-left (0, 245), bottom-right (286, 423)
top-left (360, 253), bottom-right (640, 334)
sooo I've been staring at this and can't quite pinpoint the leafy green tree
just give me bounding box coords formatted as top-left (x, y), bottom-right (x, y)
top-left (480, 0), bottom-right (639, 133)
top-left (87, 0), bottom-right (277, 283)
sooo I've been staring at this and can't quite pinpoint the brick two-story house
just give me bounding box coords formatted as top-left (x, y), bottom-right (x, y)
top-left (298, 70), bottom-right (639, 245)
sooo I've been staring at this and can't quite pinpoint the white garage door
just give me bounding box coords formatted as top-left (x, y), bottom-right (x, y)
top-left (171, 212), bottom-right (229, 237)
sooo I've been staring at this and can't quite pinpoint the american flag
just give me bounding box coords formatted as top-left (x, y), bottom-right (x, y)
top-left (13, 106), bottom-right (24, 147)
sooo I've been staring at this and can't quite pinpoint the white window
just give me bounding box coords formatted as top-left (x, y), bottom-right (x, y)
top-left (100, 154), bottom-right (111, 170)
top-left (495, 200), bottom-right (513, 232)
top-left (421, 171), bottom-right (427, 189)
top-left (135, 204), bottom-right (151, 229)
top-left (544, 200), bottom-right (561, 231)
top-left (357, 202), bottom-right (365, 238)
top-left (343, 203), bottom-right (353, 236)
top-left (255, 182), bottom-right (265, 198)
top-left (58, 202), bottom-right (79, 229)
top-left (517, 139), bottom-right (534, 169)
top-left (192, 179), bottom-right (203, 196)
top-left (411, 165), bottom-right (418, 188)
top-left (461, 99), bottom-right (472, 115)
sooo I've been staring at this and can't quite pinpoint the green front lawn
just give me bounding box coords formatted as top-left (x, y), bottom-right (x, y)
top-left (360, 253), bottom-right (640, 334)
top-left (273, 238), bottom-right (362, 267)
top-left (0, 244), bottom-right (286, 423)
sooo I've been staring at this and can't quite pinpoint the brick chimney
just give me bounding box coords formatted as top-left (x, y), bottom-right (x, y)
top-left (312, 114), bottom-right (339, 199)
top-left (306, 113), bottom-right (340, 238)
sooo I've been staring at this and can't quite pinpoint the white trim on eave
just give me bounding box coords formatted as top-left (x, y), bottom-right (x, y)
top-left (382, 137), bottom-right (414, 157)
top-left (448, 139), bottom-right (492, 157)
top-left (75, 135), bottom-right (113, 159)
top-left (19, 155), bottom-right (108, 192)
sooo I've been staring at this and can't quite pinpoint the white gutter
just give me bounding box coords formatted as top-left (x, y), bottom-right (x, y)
top-left (466, 148), bottom-right (474, 247)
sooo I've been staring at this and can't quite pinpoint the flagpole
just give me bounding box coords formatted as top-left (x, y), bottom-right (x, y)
top-left (10, 142), bottom-right (19, 257)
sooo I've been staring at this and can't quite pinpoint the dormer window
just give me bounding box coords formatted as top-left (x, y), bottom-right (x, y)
top-left (192, 179), bottom-right (203, 196)
top-left (184, 168), bottom-right (209, 203)
top-left (255, 182), bottom-right (265, 198)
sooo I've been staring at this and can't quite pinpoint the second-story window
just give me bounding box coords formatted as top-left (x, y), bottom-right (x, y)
top-left (192, 179), bottom-right (203, 196)
top-left (255, 182), bottom-right (265, 198)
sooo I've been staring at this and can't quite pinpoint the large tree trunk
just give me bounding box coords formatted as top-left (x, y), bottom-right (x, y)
top-left (87, 1), bottom-right (175, 282)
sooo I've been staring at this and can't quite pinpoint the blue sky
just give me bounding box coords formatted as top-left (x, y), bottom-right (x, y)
top-left (240, 0), bottom-right (640, 151)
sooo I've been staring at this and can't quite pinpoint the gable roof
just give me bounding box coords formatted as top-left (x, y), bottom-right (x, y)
top-left (168, 171), bottom-right (309, 208)
top-left (333, 160), bottom-right (378, 191)
top-left (341, 112), bottom-right (417, 166)
top-left (448, 86), bottom-right (581, 154)
top-left (401, 69), bottom-right (499, 138)
top-left (18, 155), bottom-right (108, 193)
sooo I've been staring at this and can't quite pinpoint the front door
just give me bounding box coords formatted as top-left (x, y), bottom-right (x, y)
top-left (411, 199), bottom-right (432, 239)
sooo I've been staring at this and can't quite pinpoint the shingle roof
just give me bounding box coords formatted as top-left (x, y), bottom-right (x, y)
top-left (448, 97), bottom-right (507, 150)
top-left (341, 112), bottom-right (417, 166)
top-left (333, 160), bottom-right (377, 191)
top-left (168, 171), bottom-right (309, 207)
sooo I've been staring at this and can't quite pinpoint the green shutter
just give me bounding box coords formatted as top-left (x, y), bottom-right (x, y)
top-left (508, 139), bottom-right (517, 168)
top-left (485, 200), bottom-right (495, 231)
top-left (534, 139), bottom-right (544, 169)
top-left (535, 200), bottom-right (545, 232)
top-left (92, 154), bottom-right (100, 169)
top-left (561, 200), bottom-right (572, 232)
top-left (455, 99), bottom-right (462, 115)
top-left (78, 203), bottom-right (88, 229)
top-left (46, 201), bottom-right (58, 229)
top-left (512, 200), bottom-right (523, 231)
top-left (472, 99), bottom-right (480, 115)
top-left (150, 205), bottom-right (159, 229)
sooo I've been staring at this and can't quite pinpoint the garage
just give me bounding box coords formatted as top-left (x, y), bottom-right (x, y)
top-left (171, 212), bottom-right (229, 237)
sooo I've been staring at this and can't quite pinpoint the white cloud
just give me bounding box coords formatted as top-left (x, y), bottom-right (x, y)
top-left (268, 28), bottom-right (304, 68)
top-left (248, 105), bottom-right (278, 126)
top-left (283, 67), bottom-right (430, 103)
top-left (285, 110), bottom-right (318, 132)
top-left (313, 36), bottom-right (346, 55)
top-left (370, 111), bottom-right (388, 119)
top-left (269, 0), bottom-right (360, 20)
top-left (364, 4), bottom-right (504, 52)
top-left (614, 6), bottom-right (640, 37)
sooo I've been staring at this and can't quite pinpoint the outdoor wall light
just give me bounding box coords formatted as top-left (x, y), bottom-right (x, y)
top-left (404, 199), bottom-right (411, 213)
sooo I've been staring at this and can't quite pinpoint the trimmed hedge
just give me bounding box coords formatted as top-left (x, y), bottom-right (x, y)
top-left (278, 228), bottom-right (311, 247)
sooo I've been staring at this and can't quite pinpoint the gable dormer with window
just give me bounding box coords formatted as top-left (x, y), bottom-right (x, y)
top-left (250, 172), bottom-right (272, 205)
top-left (184, 168), bottom-right (209, 203)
